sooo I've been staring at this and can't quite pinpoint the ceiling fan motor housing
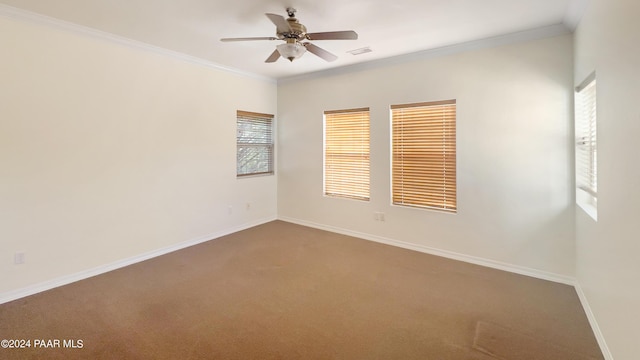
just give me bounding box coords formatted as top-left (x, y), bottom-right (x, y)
top-left (283, 17), bottom-right (307, 40)
top-left (221, 8), bottom-right (357, 63)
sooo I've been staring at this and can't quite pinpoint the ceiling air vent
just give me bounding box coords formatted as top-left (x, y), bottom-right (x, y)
top-left (347, 47), bottom-right (372, 56)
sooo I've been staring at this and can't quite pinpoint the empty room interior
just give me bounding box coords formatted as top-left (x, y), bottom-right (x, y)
top-left (1, 0), bottom-right (638, 359)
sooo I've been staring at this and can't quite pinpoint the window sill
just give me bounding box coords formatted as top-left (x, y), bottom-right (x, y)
top-left (237, 172), bottom-right (274, 179)
top-left (577, 201), bottom-right (597, 221)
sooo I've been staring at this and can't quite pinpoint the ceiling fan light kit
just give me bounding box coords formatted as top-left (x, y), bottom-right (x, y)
top-left (220, 7), bottom-right (358, 63)
top-left (277, 41), bottom-right (307, 62)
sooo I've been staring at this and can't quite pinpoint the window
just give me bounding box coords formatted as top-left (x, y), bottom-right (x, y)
top-left (324, 108), bottom-right (370, 201)
top-left (236, 111), bottom-right (274, 177)
top-left (575, 73), bottom-right (597, 219)
top-left (391, 100), bottom-right (456, 213)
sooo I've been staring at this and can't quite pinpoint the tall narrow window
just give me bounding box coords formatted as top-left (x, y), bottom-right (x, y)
top-left (575, 73), bottom-right (597, 219)
top-left (391, 100), bottom-right (456, 213)
top-left (324, 108), bottom-right (370, 201)
top-left (237, 111), bottom-right (274, 177)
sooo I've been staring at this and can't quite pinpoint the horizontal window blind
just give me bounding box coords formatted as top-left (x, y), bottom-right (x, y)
top-left (575, 77), bottom-right (597, 203)
top-left (391, 100), bottom-right (456, 213)
top-left (324, 108), bottom-right (370, 201)
top-left (237, 111), bottom-right (274, 177)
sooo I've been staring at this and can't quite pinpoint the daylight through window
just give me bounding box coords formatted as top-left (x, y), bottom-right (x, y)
top-left (391, 100), bottom-right (457, 213)
top-left (324, 108), bottom-right (370, 201)
top-left (575, 74), bottom-right (597, 219)
top-left (237, 111), bottom-right (274, 177)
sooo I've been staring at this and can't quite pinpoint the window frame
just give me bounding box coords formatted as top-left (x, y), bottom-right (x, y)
top-left (390, 100), bottom-right (457, 213)
top-left (323, 107), bottom-right (371, 201)
top-left (236, 110), bottom-right (274, 178)
top-left (575, 73), bottom-right (597, 220)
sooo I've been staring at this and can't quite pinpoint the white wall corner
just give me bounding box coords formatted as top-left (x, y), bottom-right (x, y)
top-left (563, 0), bottom-right (592, 30)
top-left (574, 283), bottom-right (615, 360)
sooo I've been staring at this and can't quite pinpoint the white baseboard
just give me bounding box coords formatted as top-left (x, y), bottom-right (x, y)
top-left (279, 216), bottom-right (617, 357)
top-left (2, 215), bottom-right (612, 359)
top-left (278, 216), bottom-right (576, 286)
top-left (574, 283), bottom-right (614, 360)
top-left (0, 216), bottom-right (276, 305)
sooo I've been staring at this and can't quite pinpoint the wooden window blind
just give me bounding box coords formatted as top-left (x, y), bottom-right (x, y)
top-left (391, 100), bottom-right (456, 213)
top-left (237, 111), bottom-right (274, 177)
top-left (324, 108), bottom-right (370, 201)
top-left (575, 75), bottom-right (597, 209)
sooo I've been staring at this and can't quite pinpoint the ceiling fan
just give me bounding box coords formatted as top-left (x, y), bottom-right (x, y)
top-left (220, 8), bottom-right (358, 63)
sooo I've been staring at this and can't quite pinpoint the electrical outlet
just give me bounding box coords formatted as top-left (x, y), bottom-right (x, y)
top-left (14, 252), bottom-right (25, 265)
top-left (227, 205), bottom-right (233, 215)
top-left (246, 202), bottom-right (251, 211)
top-left (374, 212), bottom-right (386, 222)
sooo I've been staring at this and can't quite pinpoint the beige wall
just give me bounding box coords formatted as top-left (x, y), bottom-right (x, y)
top-left (4, 4), bottom-right (637, 357)
top-left (574, 0), bottom-right (640, 358)
top-left (0, 15), bottom-right (277, 294)
top-left (278, 34), bottom-right (576, 278)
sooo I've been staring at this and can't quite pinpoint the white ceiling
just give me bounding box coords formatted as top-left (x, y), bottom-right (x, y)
top-left (0, 0), bottom-right (588, 80)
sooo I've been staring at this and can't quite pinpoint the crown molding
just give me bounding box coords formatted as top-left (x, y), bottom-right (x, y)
top-left (0, 4), bottom-right (276, 84)
top-left (278, 23), bottom-right (571, 84)
top-left (0, 4), bottom-right (581, 90)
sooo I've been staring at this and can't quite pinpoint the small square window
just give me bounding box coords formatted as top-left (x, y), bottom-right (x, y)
top-left (237, 111), bottom-right (274, 177)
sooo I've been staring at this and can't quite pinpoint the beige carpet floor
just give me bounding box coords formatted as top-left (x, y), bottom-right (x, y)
top-left (0, 221), bottom-right (603, 359)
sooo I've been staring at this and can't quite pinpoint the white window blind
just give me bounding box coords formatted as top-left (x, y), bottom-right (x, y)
top-left (324, 108), bottom-right (370, 201)
top-left (237, 111), bottom-right (274, 177)
top-left (575, 74), bottom-right (597, 214)
top-left (391, 100), bottom-right (457, 213)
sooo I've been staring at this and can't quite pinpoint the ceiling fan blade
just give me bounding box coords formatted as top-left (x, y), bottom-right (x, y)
top-left (265, 49), bottom-right (281, 63)
top-left (265, 13), bottom-right (291, 33)
top-left (306, 31), bottom-right (358, 41)
top-left (220, 37), bottom-right (278, 42)
top-left (304, 43), bottom-right (338, 62)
